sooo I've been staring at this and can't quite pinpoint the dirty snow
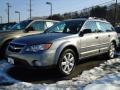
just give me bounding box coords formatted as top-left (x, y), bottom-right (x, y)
top-left (0, 58), bottom-right (120, 90)
top-left (0, 60), bottom-right (18, 85)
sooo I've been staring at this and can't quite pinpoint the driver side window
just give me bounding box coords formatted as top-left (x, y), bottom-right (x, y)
top-left (83, 21), bottom-right (98, 33)
top-left (29, 21), bottom-right (44, 31)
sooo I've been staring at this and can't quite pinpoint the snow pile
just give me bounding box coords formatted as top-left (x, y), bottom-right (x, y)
top-left (74, 58), bottom-right (120, 85)
top-left (84, 74), bottom-right (120, 90)
top-left (45, 58), bottom-right (120, 90)
top-left (85, 84), bottom-right (120, 90)
top-left (0, 60), bottom-right (18, 85)
top-left (0, 58), bottom-right (120, 90)
top-left (83, 58), bottom-right (120, 90)
top-left (0, 82), bottom-right (47, 90)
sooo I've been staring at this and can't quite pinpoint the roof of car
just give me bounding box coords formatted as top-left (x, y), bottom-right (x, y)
top-left (65, 18), bottom-right (87, 22)
top-left (64, 17), bottom-right (109, 23)
top-left (30, 19), bottom-right (59, 22)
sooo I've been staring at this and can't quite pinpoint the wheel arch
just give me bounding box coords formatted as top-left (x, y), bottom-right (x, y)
top-left (111, 40), bottom-right (117, 49)
top-left (55, 44), bottom-right (79, 64)
top-left (0, 38), bottom-right (14, 52)
top-left (0, 38), bottom-right (14, 58)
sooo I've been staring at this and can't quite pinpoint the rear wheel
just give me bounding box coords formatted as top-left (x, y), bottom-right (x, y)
top-left (58, 49), bottom-right (76, 76)
top-left (108, 43), bottom-right (116, 59)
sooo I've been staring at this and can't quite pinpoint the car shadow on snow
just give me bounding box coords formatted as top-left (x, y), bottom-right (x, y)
top-left (7, 55), bottom-right (108, 84)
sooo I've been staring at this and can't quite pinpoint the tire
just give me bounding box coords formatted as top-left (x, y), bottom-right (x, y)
top-left (108, 43), bottom-right (116, 59)
top-left (0, 41), bottom-right (11, 59)
top-left (57, 49), bottom-right (76, 76)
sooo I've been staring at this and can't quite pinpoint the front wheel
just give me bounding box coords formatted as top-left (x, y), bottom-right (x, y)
top-left (0, 41), bottom-right (11, 59)
top-left (58, 49), bottom-right (76, 76)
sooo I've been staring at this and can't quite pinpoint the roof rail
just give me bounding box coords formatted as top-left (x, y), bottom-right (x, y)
top-left (88, 17), bottom-right (106, 21)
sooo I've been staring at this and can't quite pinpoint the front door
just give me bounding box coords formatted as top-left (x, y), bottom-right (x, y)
top-left (80, 21), bottom-right (100, 58)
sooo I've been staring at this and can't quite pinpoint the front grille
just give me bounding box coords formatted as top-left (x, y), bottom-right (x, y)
top-left (8, 43), bottom-right (25, 53)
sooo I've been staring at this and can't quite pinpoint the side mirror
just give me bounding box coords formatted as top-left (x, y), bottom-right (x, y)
top-left (79, 29), bottom-right (92, 36)
top-left (24, 26), bottom-right (34, 33)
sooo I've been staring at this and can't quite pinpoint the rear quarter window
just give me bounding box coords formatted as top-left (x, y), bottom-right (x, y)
top-left (97, 22), bottom-right (114, 32)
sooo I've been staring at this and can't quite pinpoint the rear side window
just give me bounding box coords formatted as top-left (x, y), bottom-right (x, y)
top-left (97, 22), bottom-right (114, 32)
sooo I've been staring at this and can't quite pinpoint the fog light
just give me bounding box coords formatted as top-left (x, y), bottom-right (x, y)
top-left (33, 60), bottom-right (42, 66)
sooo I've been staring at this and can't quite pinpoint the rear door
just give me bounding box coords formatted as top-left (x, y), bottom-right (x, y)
top-left (96, 22), bottom-right (113, 53)
top-left (80, 21), bottom-right (100, 58)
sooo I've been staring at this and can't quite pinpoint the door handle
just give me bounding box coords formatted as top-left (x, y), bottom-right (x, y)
top-left (95, 36), bottom-right (99, 39)
top-left (108, 35), bottom-right (110, 37)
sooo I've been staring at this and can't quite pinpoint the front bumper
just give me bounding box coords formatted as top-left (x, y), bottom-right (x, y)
top-left (7, 50), bottom-right (57, 67)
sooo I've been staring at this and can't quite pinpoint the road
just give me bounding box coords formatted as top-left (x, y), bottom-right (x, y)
top-left (7, 55), bottom-right (108, 84)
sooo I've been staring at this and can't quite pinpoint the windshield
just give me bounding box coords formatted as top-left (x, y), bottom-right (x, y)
top-left (11, 20), bottom-right (32, 30)
top-left (45, 20), bottom-right (85, 34)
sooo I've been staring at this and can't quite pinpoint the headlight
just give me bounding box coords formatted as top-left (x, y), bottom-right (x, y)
top-left (25, 44), bottom-right (52, 52)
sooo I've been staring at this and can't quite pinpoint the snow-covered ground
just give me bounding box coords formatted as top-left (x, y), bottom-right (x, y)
top-left (0, 57), bottom-right (120, 90)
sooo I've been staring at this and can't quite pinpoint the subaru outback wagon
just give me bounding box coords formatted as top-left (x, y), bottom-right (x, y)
top-left (7, 18), bottom-right (119, 76)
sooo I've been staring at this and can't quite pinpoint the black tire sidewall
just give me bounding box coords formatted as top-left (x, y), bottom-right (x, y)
top-left (0, 41), bottom-right (11, 59)
top-left (58, 49), bottom-right (76, 76)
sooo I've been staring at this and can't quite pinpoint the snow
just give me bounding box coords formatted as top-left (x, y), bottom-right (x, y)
top-left (0, 60), bottom-right (18, 85)
top-left (84, 84), bottom-right (120, 90)
top-left (0, 57), bottom-right (120, 90)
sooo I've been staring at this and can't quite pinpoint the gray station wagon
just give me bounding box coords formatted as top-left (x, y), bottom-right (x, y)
top-left (7, 18), bottom-right (119, 76)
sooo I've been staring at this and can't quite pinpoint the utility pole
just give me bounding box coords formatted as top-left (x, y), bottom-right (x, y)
top-left (114, 0), bottom-right (118, 26)
top-left (46, 2), bottom-right (52, 20)
top-left (29, 0), bottom-right (32, 19)
top-left (6, 2), bottom-right (11, 24)
top-left (0, 16), bottom-right (2, 24)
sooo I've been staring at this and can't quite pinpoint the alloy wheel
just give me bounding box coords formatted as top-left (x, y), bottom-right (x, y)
top-left (109, 43), bottom-right (116, 58)
top-left (60, 52), bottom-right (75, 75)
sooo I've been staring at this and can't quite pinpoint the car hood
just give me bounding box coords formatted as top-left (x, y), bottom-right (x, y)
top-left (0, 30), bottom-right (22, 36)
top-left (0, 30), bottom-right (14, 34)
top-left (12, 33), bottom-right (72, 45)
